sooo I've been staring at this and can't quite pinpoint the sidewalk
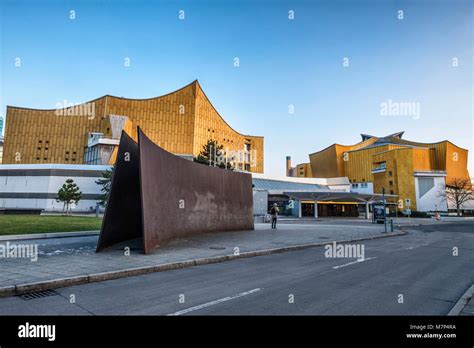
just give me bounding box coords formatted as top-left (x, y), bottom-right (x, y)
top-left (0, 222), bottom-right (405, 296)
top-left (276, 216), bottom-right (470, 226)
top-left (448, 285), bottom-right (474, 316)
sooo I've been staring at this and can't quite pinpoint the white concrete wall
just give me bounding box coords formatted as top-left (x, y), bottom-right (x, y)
top-left (251, 173), bottom-right (350, 186)
top-left (415, 176), bottom-right (448, 212)
top-left (0, 198), bottom-right (100, 212)
top-left (0, 164), bottom-right (109, 212)
top-left (327, 184), bottom-right (351, 192)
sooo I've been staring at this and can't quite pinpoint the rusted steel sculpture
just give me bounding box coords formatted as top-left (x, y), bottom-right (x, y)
top-left (96, 131), bottom-right (142, 252)
top-left (96, 128), bottom-right (254, 254)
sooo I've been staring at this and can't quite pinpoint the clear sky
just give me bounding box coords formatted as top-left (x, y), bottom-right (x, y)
top-left (0, 0), bottom-right (472, 176)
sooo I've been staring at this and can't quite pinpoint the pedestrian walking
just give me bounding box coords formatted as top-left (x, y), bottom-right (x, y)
top-left (270, 203), bottom-right (279, 229)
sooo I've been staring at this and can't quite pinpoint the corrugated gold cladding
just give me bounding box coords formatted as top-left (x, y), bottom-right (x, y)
top-left (3, 81), bottom-right (264, 173)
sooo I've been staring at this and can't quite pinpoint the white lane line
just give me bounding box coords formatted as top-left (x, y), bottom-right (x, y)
top-left (405, 243), bottom-right (430, 250)
top-left (332, 257), bottom-right (377, 269)
top-left (167, 288), bottom-right (261, 316)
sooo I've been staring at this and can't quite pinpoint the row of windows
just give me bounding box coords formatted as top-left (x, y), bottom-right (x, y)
top-left (34, 157), bottom-right (76, 162)
top-left (351, 183), bottom-right (369, 189)
top-left (350, 170), bottom-right (393, 184)
top-left (37, 141), bottom-right (77, 156)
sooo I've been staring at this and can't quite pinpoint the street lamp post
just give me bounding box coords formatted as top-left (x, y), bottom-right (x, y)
top-left (382, 187), bottom-right (387, 233)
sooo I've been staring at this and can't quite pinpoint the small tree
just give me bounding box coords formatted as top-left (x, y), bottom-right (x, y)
top-left (194, 139), bottom-right (235, 170)
top-left (56, 179), bottom-right (82, 215)
top-left (440, 177), bottom-right (474, 216)
top-left (95, 166), bottom-right (114, 207)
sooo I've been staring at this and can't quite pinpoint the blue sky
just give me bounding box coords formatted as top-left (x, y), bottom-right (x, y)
top-left (0, 0), bottom-right (472, 176)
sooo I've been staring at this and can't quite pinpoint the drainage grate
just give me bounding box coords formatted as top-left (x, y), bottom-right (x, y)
top-left (210, 246), bottom-right (226, 250)
top-left (19, 289), bottom-right (58, 300)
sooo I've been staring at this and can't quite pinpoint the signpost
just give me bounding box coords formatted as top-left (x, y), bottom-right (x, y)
top-left (373, 204), bottom-right (384, 223)
top-left (382, 188), bottom-right (387, 233)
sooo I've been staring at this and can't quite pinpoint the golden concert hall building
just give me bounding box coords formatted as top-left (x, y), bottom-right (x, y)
top-left (292, 132), bottom-right (470, 212)
top-left (2, 80), bottom-right (264, 173)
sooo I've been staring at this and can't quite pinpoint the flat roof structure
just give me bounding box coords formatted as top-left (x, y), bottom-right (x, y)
top-left (283, 191), bottom-right (398, 203)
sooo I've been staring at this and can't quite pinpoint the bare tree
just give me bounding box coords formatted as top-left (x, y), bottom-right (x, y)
top-left (440, 177), bottom-right (474, 216)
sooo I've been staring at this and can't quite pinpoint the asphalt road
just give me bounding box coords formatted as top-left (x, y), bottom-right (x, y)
top-left (0, 221), bottom-right (473, 315)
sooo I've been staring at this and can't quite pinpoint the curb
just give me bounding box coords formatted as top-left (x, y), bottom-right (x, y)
top-left (0, 230), bottom-right (407, 297)
top-left (394, 224), bottom-right (420, 228)
top-left (448, 285), bottom-right (474, 316)
top-left (0, 231), bottom-right (99, 242)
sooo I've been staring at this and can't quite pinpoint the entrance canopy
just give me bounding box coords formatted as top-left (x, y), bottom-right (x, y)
top-left (283, 191), bottom-right (397, 203)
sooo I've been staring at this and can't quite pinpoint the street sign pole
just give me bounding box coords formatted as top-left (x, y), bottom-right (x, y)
top-left (383, 187), bottom-right (387, 233)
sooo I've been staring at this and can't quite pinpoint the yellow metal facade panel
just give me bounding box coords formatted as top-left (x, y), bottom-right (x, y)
top-left (3, 98), bottom-right (105, 165)
top-left (411, 148), bottom-right (433, 171)
top-left (296, 163), bottom-right (312, 177)
top-left (445, 142), bottom-right (470, 182)
top-left (345, 145), bottom-right (390, 183)
top-left (372, 148), bottom-right (417, 210)
top-left (193, 83), bottom-right (264, 173)
top-left (309, 145), bottom-right (340, 178)
top-left (105, 83), bottom-right (196, 155)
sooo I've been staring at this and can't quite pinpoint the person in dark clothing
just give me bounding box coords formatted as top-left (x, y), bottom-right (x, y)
top-left (270, 203), bottom-right (279, 229)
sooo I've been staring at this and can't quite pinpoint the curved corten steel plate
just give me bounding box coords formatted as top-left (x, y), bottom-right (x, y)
top-left (138, 128), bottom-right (254, 254)
top-left (96, 131), bottom-right (142, 252)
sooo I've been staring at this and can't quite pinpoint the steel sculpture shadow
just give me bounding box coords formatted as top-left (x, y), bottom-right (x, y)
top-left (96, 131), bottom-right (143, 252)
top-left (96, 127), bottom-right (254, 254)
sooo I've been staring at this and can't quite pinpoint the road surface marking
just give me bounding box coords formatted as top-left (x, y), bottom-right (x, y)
top-left (405, 243), bottom-right (430, 250)
top-left (332, 257), bottom-right (377, 269)
top-left (167, 288), bottom-right (261, 316)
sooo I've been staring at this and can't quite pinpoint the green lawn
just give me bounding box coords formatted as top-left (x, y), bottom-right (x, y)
top-left (0, 215), bottom-right (103, 235)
